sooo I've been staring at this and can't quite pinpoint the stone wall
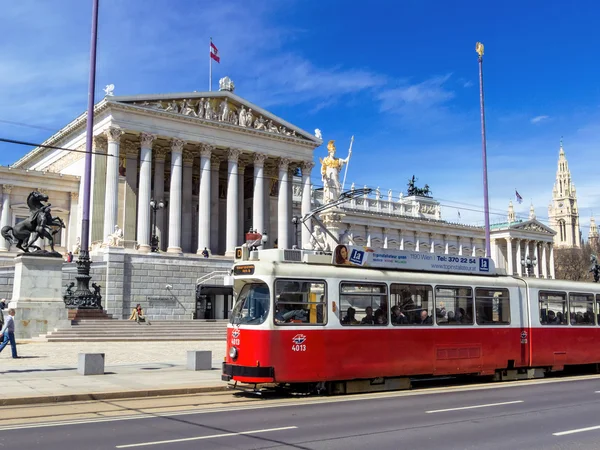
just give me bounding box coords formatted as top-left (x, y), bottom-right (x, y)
top-left (0, 266), bottom-right (15, 300)
top-left (102, 249), bottom-right (233, 319)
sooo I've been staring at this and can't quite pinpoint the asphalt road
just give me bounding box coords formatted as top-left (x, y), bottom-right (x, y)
top-left (2, 375), bottom-right (600, 449)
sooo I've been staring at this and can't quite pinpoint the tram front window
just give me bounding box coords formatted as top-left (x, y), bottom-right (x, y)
top-left (230, 283), bottom-right (270, 325)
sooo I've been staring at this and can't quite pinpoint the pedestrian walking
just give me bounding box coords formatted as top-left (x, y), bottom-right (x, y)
top-left (0, 298), bottom-right (5, 329)
top-left (0, 308), bottom-right (19, 358)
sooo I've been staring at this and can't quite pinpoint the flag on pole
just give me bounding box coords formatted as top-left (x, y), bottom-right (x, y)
top-left (458, 210), bottom-right (461, 219)
top-left (210, 41), bottom-right (220, 63)
top-left (515, 190), bottom-right (523, 204)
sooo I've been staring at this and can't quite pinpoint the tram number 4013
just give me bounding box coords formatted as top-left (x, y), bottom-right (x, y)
top-left (292, 344), bottom-right (307, 352)
top-left (230, 338), bottom-right (240, 346)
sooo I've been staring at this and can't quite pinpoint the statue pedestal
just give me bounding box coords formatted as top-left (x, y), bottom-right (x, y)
top-left (320, 210), bottom-right (346, 251)
top-left (9, 255), bottom-right (69, 339)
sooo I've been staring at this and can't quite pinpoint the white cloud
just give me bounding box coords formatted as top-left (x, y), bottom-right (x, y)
top-left (531, 115), bottom-right (550, 124)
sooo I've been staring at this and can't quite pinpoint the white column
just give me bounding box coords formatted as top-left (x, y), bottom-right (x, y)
top-left (167, 138), bottom-right (184, 253)
top-left (366, 226), bottom-right (372, 247)
top-left (103, 126), bottom-right (123, 240)
top-left (210, 157), bottom-right (221, 253)
top-left (516, 239), bottom-right (523, 276)
top-left (252, 154), bottom-right (266, 237)
top-left (534, 242), bottom-right (540, 278)
top-left (197, 144), bottom-right (212, 253)
top-left (383, 228), bottom-right (389, 249)
top-left (136, 132), bottom-right (155, 252)
top-left (414, 232), bottom-right (419, 252)
top-left (277, 158), bottom-right (290, 249)
top-left (549, 244), bottom-right (555, 279)
top-left (182, 149), bottom-right (195, 253)
top-left (0, 185), bottom-right (13, 251)
top-left (458, 237), bottom-right (463, 256)
top-left (471, 239), bottom-right (477, 257)
top-left (238, 163), bottom-right (245, 245)
top-left (153, 146), bottom-right (167, 251)
top-left (399, 231), bottom-right (404, 250)
top-left (444, 235), bottom-right (449, 255)
top-left (430, 234), bottom-right (435, 253)
top-left (67, 192), bottom-right (79, 252)
top-left (301, 161), bottom-right (313, 249)
top-left (542, 243), bottom-right (548, 278)
top-left (506, 237), bottom-right (514, 275)
top-left (225, 148), bottom-right (240, 255)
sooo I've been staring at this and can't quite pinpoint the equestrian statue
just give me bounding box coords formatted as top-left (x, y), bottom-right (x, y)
top-left (1, 191), bottom-right (65, 256)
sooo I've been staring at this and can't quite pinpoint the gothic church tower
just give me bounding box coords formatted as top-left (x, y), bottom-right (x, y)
top-left (548, 140), bottom-right (581, 248)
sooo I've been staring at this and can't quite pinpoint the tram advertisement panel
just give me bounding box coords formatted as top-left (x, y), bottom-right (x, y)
top-left (332, 244), bottom-right (495, 275)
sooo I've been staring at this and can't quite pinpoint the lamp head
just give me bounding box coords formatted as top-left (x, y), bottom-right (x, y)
top-left (150, 199), bottom-right (156, 208)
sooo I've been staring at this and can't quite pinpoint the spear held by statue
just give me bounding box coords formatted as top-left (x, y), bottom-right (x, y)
top-left (341, 135), bottom-right (354, 192)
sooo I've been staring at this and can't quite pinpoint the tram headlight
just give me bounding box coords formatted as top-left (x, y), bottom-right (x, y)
top-left (229, 346), bottom-right (238, 360)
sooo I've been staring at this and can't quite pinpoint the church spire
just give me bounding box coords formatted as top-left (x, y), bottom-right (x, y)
top-left (529, 203), bottom-right (536, 220)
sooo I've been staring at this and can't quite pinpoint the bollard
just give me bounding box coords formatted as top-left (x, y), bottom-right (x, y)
top-left (78, 353), bottom-right (105, 375)
top-left (187, 350), bottom-right (212, 371)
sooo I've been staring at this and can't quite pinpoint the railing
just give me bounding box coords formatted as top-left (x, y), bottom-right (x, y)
top-left (196, 270), bottom-right (232, 286)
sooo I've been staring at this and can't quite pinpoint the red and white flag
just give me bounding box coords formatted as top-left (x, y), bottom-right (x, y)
top-left (210, 41), bottom-right (220, 63)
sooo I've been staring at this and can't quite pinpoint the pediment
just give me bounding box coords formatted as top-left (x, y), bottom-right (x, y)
top-left (511, 219), bottom-right (556, 235)
top-left (109, 91), bottom-right (322, 145)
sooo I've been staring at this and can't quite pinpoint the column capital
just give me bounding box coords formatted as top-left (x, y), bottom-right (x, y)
top-left (183, 149), bottom-right (196, 166)
top-left (70, 192), bottom-right (79, 201)
top-left (171, 138), bottom-right (185, 153)
top-left (154, 145), bottom-right (168, 162)
top-left (122, 140), bottom-right (139, 157)
top-left (254, 153), bottom-right (267, 167)
top-left (211, 156), bottom-right (221, 170)
top-left (301, 160), bottom-right (315, 173)
top-left (2, 184), bottom-right (13, 194)
top-left (227, 148), bottom-right (241, 162)
top-left (200, 143), bottom-right (214, 158)
top-left (278, 157), bottom-right (291, 171)
top-left (139, 132), bottom-right (156, 148)
top-left (106, 126), bottom-right (124, 143)
top-left (93, 135), bottom-right (108, 152)
top-left (238, 164), bottom-right (246, 175)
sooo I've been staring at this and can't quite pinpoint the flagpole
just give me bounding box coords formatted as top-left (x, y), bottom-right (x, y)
top-left (209, 37), bottom-right (212, 92)
top-left (341, 135), bottom-right (354, 192)
top-left (476, 42), bottom-right (491, 258)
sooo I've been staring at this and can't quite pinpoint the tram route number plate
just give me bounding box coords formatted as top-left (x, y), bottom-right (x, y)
top-left (233, 264), bottom-right (255, 275)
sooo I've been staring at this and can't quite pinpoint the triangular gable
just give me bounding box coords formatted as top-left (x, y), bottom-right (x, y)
top-left (511, 219), bottom-right (556, 235)
top-left (109, 91), bottom-right (322, 145)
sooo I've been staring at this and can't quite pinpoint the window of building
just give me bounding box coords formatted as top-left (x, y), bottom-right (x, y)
top-left (274, 279), bottom-right (326, 325)
top-left (569, 293), bottom-right (595, 325)
top-left (339, 283), bottom-right (388, 326)
top-left (539, 291), bottom-right (567, 325)
top-left (435, 286), bottom-right (474, 325)
top-left (390, 284), bottom-right (433, 325)
top-left (475, 288), bottom-right (510, 325)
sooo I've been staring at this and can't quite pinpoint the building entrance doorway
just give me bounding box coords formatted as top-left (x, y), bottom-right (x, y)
top-left (195, 285), bottom-right (233, 320)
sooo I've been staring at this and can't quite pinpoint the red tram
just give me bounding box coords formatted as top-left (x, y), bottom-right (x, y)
top-left (222, 245), bottom-right (600, 393)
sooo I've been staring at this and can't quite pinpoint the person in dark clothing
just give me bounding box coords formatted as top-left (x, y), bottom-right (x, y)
top-left (417, 309), bottom-right (433, 325)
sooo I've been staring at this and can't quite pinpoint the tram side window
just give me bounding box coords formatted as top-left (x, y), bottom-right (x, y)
top-left (435, 286), bottom-right (474, 325)
top-left (390, 284), bottom-right (433, 325)
top-left (539, 291), bottom-right (567, 325)
top-left (569, 293), bottom-right (595, 325)
top-left (230, 283), bottom-right (270, 325)
top-left (339, 283), bottom-right (388, 325)
top-left (597, 295), bottom-right (600, 326)
top-left (274, 279), bottom-right (327, 325)
top-left (475, 288), bottom-right (510, 325)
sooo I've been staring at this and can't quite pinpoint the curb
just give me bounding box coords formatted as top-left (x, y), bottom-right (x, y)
top-left (0, 384), bottom-right (229, 406)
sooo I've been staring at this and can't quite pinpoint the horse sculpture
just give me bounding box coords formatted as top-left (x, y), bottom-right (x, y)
top-left (1, 191), bottom-right (65, 254)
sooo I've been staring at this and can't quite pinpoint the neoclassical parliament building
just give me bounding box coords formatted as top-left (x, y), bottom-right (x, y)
top-left (0, 78), bottom-right (592, 319)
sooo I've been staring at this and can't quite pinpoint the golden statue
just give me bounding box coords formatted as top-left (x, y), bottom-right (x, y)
top-left (319, 140), bottom-right (350, 204)
top-left (476, 42), bottom-right (484, 57)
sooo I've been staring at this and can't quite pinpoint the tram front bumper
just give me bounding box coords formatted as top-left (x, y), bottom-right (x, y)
top-left (222, 362), bottom-right (275, 382)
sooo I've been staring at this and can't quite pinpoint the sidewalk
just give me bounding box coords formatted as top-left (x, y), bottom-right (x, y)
top-left (0, 341), bottom-right (229, 405)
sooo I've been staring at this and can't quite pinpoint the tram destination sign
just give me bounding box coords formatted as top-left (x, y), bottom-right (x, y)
top-left (332, 244), bottom-right (495, 276)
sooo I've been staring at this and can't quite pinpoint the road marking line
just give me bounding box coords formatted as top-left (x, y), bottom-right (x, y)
top-left (553, 425), bottom-right (600, 436)
top-left (426, 400), bottom-right (524, 414)
top-left (115, 426), bottom-right (297, 448)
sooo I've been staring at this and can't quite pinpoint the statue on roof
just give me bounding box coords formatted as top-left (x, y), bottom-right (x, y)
top-left (238, 105), bottom-right (247, 127)
top-left (218, 76), bottom-right (235, 92)
top-left (104, 84), bottom-right (115, 96)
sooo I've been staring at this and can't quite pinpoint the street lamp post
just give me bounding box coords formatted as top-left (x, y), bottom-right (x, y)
top-left (521, 255), bottom-right (537, 277)
top-left (63, 0), bottom-right (102, 310)
top-left (476, 41), bottom-right (491, 258)
top-left (150, 199), bottom-right (164, 252)
top-left (291, 216), bottom-right (300, 249)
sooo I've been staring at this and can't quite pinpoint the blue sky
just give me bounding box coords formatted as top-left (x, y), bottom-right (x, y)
top-left (1, 0), bottom-right (599, 236)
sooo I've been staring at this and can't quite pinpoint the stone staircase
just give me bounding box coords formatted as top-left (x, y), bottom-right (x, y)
top-left (34, 319), bottom-right (228, 342)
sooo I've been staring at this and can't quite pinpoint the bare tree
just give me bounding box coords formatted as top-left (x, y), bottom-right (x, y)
top-left (554, 243), bottom-right (599, 281)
